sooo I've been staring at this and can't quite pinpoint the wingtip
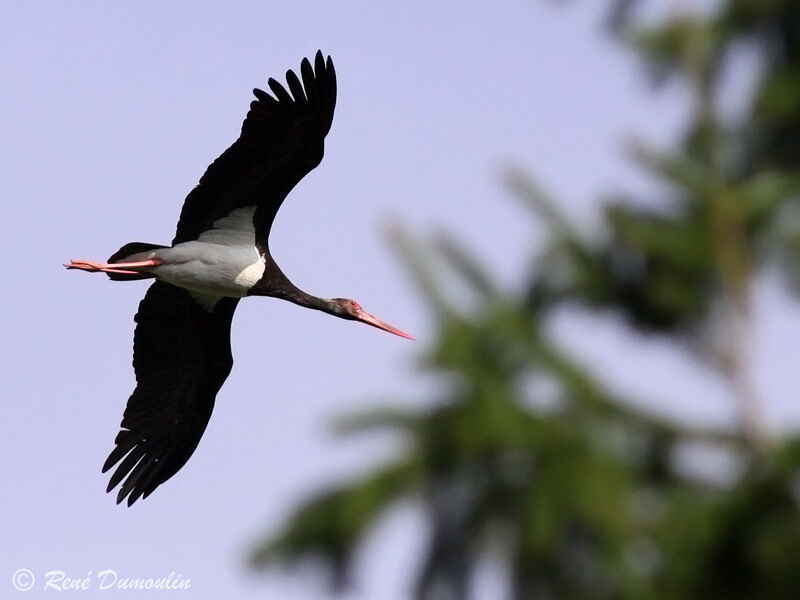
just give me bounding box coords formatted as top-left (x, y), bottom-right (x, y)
top-left (268, 77), bottom-right (292, 103)
top-left (314, 50), bottom-right (326, 73)
top-left (116, 482), bottom-right (135, 505)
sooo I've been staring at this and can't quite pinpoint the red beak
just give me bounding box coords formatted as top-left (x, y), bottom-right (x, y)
top-left (356, 309), bottom-right (415, 340)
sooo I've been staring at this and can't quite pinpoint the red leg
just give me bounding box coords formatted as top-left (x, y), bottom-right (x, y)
top-left (65, 258), bottom-right (163, 274)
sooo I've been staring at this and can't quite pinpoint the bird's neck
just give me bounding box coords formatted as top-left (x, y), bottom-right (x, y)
top-left (247, 257), bottom-right (338, 315)
top-left (273, 286), bottom-right (337, 315)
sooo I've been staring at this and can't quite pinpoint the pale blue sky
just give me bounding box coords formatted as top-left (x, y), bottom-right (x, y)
top-left (2, 1), bottom-right (797, 599)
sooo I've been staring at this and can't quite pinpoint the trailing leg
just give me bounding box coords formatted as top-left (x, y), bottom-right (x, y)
top-left (65, 257), bottom-right (163, 275)
top-left (64, 242), bottom-right (168, 280)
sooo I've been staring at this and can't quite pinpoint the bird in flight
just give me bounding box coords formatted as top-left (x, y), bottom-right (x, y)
top-left (66, 51), bottom-right (412, 506)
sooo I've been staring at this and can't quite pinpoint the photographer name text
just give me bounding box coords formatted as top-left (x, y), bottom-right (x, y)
top-left (13, 569), bottom-right (191, 592)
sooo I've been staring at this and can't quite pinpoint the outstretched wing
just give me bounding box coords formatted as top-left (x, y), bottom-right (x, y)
top-left (103, 282), bottom-right (239, 506)
top-left (172, 50), bottom-right (337, 248)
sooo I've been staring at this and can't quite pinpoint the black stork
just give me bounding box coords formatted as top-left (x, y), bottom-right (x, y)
top-left (66, 51), bottom-right (412, 506)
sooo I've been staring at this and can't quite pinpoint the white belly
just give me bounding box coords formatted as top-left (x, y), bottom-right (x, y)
top-left (151, 241), bottom-right (265, 298)
top-left (139, 206), bottom-right (265, 310)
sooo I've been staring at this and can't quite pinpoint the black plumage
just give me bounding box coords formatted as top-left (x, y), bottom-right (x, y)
top-left (102, 52), bottom-right (336, 505)
top-left (172, 51), bottom-right (336, 250)
top-left (103, 283), bottom-right (238, 505)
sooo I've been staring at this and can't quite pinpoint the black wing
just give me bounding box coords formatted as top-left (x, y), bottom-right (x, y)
top-left (172, 50), bottom-right (337, 248)
top-left (102, 282), bottom-right (239, 506)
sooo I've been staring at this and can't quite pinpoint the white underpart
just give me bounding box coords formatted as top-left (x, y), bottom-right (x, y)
top-left (129, 206), bottom-right (265, 311)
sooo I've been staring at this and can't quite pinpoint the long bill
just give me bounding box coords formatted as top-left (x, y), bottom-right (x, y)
top-left (356, 310), bottom-right (415, 340)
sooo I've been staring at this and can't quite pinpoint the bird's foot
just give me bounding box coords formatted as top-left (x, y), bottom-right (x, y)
top-left (64, 258), bottom-right (163, 275)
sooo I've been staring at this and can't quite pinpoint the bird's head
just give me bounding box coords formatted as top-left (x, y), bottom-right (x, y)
top-left (330, 298), bottom-right (414, 340)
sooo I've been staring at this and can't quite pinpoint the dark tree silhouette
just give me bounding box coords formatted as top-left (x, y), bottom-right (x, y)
top-left (250, 2), bottom-right (800, 598)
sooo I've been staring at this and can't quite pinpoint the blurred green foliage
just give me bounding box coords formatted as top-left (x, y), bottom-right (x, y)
top-left (251, 2), bottom-right (800, 598)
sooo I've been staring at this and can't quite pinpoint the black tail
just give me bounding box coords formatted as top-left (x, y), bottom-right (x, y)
top-left (106, 242), bottom-right (167, 281)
